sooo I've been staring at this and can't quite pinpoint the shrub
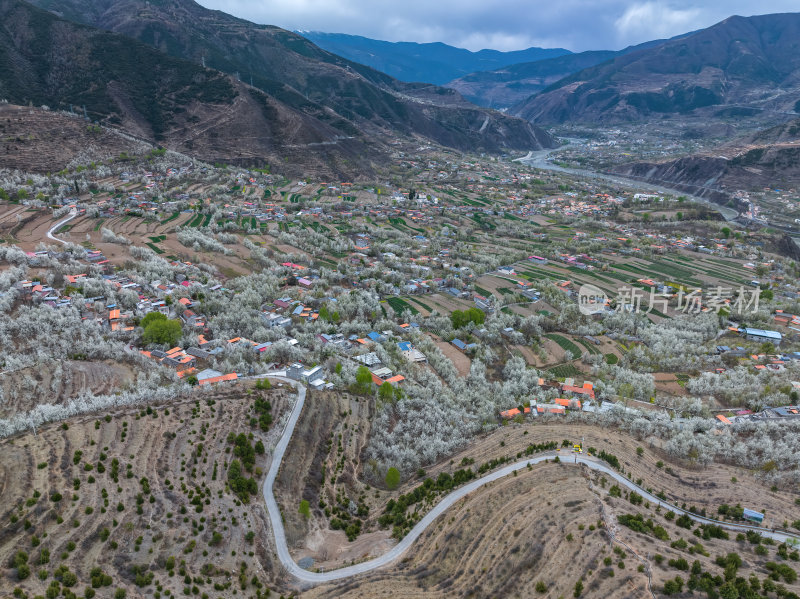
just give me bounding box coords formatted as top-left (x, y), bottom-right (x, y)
top-left (385, 467), bottom-right (401, 490)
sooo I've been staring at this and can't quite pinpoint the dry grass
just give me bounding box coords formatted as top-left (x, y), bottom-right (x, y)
top-left (0, 361), bottom-right (134, 419)
top-left (304, 464), bottom-right (648, 599)
top-left (274, 390), bottom-right (394, 571)
top-left (0, 383), bottom-right (291, 597)
top-left (419, 421), bottom-right (800, 527)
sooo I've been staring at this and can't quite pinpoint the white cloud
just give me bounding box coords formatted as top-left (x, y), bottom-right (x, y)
top-left (198, 1), bottom-right (800, 52)
top-left (614, 2), bottom-right (703, 41)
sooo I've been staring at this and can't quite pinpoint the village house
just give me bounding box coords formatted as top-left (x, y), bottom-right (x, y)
top-left (397, 341), bottom-right (426, 363)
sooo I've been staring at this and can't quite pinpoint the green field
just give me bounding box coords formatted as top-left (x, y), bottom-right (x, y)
top-left (545, 333), bottom-right (582, 357)
top-left (547, 364), bottom-right (582, 379)
top-left (388, 217), bottom-right (424, 234)
top-left (470, 214), bottom-right (496, 230)
top-left (576, 338), bottom-right (601, 355)
top-left (149, 235), bottom-right (166, 243)
top-left (386, 297), bottom-right (419, 316)
top-left (407, 297), bottom-right (433, 312)
top-left (160, 211), bottom-right (180, 225)
top-left (145, 242), bottom-right (165, 254)
top-left (188, 213), bottom-right (204, 227)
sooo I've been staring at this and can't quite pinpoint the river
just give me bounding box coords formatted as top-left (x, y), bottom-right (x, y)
top-left (516, 145), bottom-right (740, 222)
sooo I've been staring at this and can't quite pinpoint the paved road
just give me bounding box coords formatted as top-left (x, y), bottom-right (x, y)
top-left (262, 380), bottom-right (800, 585)
top-left (46, 208), bottom-right (77, 245)
top-left (515, 146), bottom-right (739, 221)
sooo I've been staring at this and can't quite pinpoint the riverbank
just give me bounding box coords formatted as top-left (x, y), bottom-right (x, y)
top-left (516, 146), bottom-right (739, 221)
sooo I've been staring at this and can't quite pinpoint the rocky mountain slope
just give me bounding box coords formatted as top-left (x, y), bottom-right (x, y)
top-left (28, 0), bottom-right (556, 155)
top-left (611, 119), bottom-right (800, 197)
top-left (297, 31), bottom-right (570, 85)
top-left (513, 13), bottom-right (800, 124)
top-left (0, 0), bottom-right (382, 176)
top-left (446, 35), bottom-right (684, 110)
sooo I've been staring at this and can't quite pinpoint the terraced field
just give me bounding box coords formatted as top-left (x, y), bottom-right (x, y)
top-left (0, 384), bottom-right (290, 597)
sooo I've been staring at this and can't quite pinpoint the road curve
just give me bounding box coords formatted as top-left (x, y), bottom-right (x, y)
top-left (262, 380), bottom-right (800, 585)
top-left (46, 208), bottom-right (78, 245)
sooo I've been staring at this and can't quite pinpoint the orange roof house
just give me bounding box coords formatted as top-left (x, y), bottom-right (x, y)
top-left (561, 384), bottom-right (595, 400)
top-left (198, 373), bottom-right (238, 385)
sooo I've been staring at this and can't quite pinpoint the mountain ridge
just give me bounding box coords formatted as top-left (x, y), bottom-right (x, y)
top-left (445, 36), bottom-right (688, 109)
top-left (0, 0), bottom-right (395, 177)
top-left (297, 31), bottom-right (571, 86)
top-left (512, 13), bottom-right (800, 124)
top-left (27, 0), bottom-right (556, 156)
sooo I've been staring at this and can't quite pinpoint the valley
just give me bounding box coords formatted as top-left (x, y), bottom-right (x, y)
top-left (2, 3), bottom-right (800, 599)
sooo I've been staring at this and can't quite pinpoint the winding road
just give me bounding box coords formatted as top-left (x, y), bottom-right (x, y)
top-left (46, 208), bottom-right (78, 245)
top-left (515, 146), bottom-right (739, 221)
top-left (262, 378), bottom-right (800, 585)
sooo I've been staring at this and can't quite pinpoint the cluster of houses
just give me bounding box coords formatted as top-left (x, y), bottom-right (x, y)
top-left (499, 380), bottom-right (613, 420)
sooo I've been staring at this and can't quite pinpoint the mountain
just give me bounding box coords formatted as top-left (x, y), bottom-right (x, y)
top-left (447, 38), bottom-right (675, 109)
top-left (0, 0), bottom-right (384, 177)
top-left (448, 51), bottom-right (619, 110)
top-left (513, 13), bottom-right (800, 124)
top-left (28, 0), bottom-right (556, 157)
top-left (610, 118), bottom-right (800, 203)
top-left (296, 32), bottom-right (571, 86)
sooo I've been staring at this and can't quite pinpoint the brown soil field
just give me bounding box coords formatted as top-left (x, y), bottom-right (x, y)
top-left (11, 211), bottom-right (59, 252)
top-left (0, 382), bottom-right (291, 597)
top-left (10, 206), bottom-right (266, 278)
top-left (0, 104), bottom-right (148, 172)
top-left (512, 344), bottom-right (541, 366)
top-left (541, 337), bottom-right (567, 366)
top-left (598, 466), bottom-right (800, 597)
top-left (296, 422), bottom-right (800, 597)
top-left (401, 297), bottom-right (432, 317)
top-left (274, 389), bottom-right (389, 572)
top-left (473, 275), bottom-right (509, 299)
top-left (304, 464), bottom-right (650, 599)
top-left (434, 340), bottom-right (472, 377)
top-left (422, 422), bottom-right (800, 527)
top-left (653, 372), bottom-right (687, 396)
top-left (0, 360), bottom-right (135, 419)
top-left (425, 293), bottom-right (473, 315)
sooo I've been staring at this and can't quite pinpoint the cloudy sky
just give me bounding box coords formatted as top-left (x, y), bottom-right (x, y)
top-left (197, 1), bottom-right (798, 52)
